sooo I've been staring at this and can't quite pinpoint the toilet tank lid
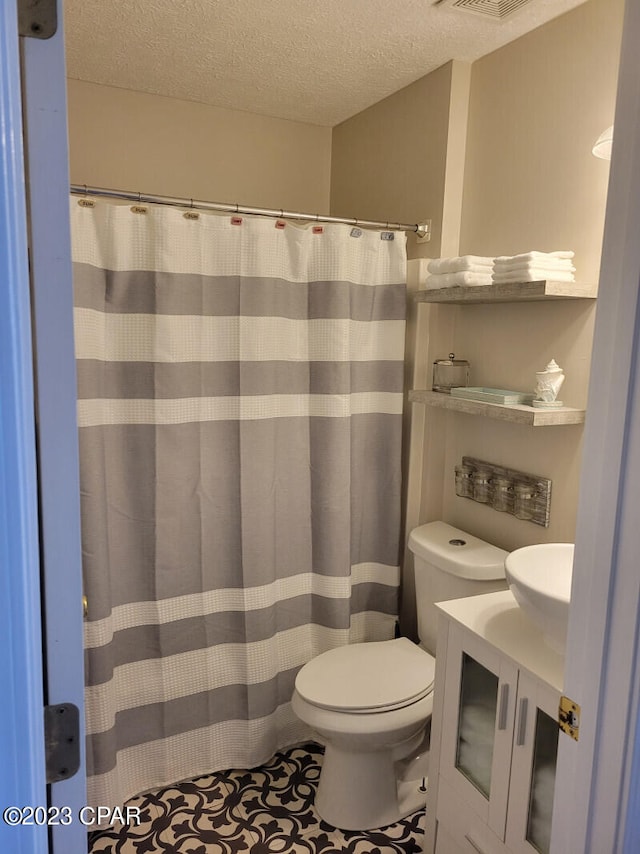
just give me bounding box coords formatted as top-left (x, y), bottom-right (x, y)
top-left (408, 521), bottom-right (507, 580)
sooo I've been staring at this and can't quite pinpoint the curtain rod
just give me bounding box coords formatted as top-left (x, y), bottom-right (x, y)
top-left (70, 184), bottom-right (431, 239)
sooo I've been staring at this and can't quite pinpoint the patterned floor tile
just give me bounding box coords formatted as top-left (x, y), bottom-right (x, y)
top-left (88, 744), bottom-right (424, 854)
top-left (231, 744), bottom-right (424, 854)
top-left (89, 773), bottom-right (257, 853)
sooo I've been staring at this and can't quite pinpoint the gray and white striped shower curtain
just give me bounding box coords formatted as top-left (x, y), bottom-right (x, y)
top-left (70, 199), bottom-right (407, 809)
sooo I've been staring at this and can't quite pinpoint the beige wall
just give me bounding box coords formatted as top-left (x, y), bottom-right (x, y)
top-left (330, 60), bottom-right (473, 635)
top-left (328, 0), bottom-right (623, 637)
top-left (459, 0), bottom-right (620, 277)
top-left (331, 61), bottom-right (470, 261)
top-left (66, 79), bottom-right (332, 213)
top-left (435, 0), bottom-right (624, 554)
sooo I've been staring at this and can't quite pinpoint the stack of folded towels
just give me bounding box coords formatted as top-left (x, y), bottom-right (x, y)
top-left (492, 251), bottom-right (575, 284)
top-left (425, 255), bottom-right (494, 289)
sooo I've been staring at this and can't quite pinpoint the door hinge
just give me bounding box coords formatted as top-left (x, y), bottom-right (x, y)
top-left (18, 0), bottom-right (57, 39)
top-left (44, 703), bottom-right (80, 783)
top-left (558, 695), bottom-right (581, 741)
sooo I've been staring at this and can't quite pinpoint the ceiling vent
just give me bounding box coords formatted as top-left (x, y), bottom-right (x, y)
top-left (433, 0), bottom-right (535, 20)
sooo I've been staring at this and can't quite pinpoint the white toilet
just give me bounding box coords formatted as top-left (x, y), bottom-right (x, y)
top-left (291, 520), bottom-right (508, 831)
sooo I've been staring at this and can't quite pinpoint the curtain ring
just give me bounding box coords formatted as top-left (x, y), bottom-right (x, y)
top-left (137, 191), bottom-right (142, 203)
top-left (190, 199), bottom-right (194, 209)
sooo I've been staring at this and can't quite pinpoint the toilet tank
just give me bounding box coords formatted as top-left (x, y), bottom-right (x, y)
top-left (408, 521), bottom-right (508, 654)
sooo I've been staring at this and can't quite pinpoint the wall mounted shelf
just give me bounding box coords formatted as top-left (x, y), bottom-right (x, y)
top-left (415, 280), bottom-right (597, 304)
top-left (408, 389), bottom-right (586, 426)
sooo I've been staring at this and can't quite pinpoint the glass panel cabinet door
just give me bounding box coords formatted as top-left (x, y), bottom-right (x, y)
top-left (505, 673), bottom-right (561, 853)
top-left (439, 627), bottom-right (518, 839)
top-left (456, 652), bottom-right (499, 798)
top-left (527, 708), bottom-right (559, 852)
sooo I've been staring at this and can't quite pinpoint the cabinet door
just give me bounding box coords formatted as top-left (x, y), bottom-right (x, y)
top-left (439, 626), bottom-right (519, 840)
top-left (505, 673), bottom-right (560, 854)
top-left (436, 775), bottom-right (509, 854)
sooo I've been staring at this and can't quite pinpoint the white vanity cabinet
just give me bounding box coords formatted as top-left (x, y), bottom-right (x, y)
top-left (424, 590), bottom-right (565, 854)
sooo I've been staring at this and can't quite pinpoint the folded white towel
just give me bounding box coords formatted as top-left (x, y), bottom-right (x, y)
top-left (494, 261), bottom-right (576, 275)
top-left (426, 271), bottom-right (493, 289)
top-left (428, 255), bottom-right (494, 275)
top-left (494, 250), bottom-right (575, 265)
top-left (492, 269), bottom-right (575, 284)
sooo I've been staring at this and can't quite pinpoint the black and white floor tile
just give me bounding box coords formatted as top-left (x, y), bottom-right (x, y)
top-left (88, 743), bottom-right (425, 853)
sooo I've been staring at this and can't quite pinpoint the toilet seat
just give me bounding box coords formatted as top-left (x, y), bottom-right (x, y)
top-left (295, 637), bottom-right (435, 714)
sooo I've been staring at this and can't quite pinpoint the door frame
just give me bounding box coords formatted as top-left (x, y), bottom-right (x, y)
top-left (7, 0), bottom-right (640, 851)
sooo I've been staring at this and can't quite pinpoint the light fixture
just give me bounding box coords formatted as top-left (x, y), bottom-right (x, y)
top-left (592, 125), bottom-right (613, 160)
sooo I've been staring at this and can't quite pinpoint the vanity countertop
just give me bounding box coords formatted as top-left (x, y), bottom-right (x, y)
top-left (435, 590), bottom-right (565, 691)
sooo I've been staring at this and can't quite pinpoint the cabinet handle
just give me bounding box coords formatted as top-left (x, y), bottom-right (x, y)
top-left (516, 697), bottom-right (529, 746)
top-left (464, 833), bottom-right (489, 854)
top-left (497, 683), bottom-right (510, 730)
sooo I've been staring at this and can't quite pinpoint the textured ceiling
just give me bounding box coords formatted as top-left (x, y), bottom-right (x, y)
top-left (64, 0), bottom-right (588, 127)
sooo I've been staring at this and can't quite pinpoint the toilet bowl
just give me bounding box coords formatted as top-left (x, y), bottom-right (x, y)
top-left (292, 521), bottom-right (508, 831)
top-left (291, 637), bottom-right (435, 831)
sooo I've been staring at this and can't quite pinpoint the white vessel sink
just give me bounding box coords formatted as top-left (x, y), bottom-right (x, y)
top-left (504, 543), bottom-right (574, 653)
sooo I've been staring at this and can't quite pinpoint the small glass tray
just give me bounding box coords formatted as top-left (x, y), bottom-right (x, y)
top-left (450, 386), bottom-right (534, 406)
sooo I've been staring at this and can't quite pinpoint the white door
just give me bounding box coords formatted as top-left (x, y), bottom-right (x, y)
top-left (19, 2), bottom-right (88, 852)
top-left (551, 0), bottom-right (640, 850)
